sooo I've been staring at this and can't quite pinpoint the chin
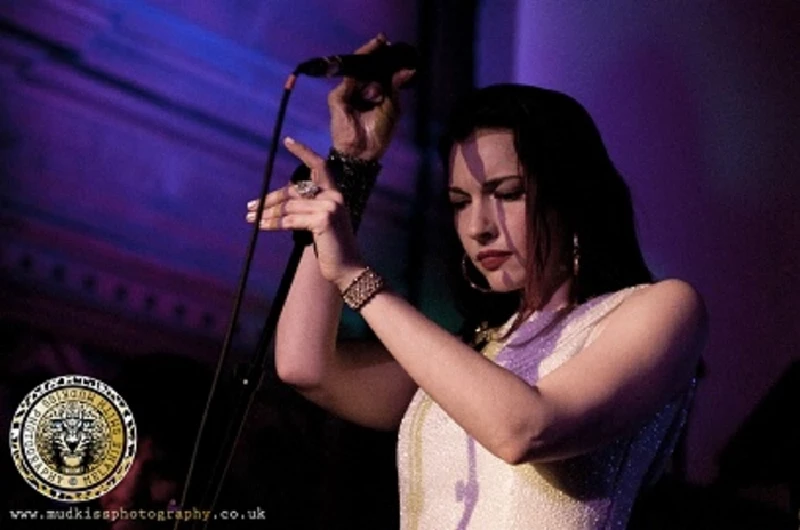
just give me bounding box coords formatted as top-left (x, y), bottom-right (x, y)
top-left (489, 283), bottom-right (522, 293)
top-left (483, 270), bottom-right (524, 292)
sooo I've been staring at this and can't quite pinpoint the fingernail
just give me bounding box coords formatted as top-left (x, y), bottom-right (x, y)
top-left (246, 212), bottom-right (255, 221)
top-left (284, 137), bottom-right (295, 145)
top-left (247, 200), bottom-right (257, 210)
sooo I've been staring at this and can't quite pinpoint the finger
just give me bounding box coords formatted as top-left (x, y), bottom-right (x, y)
top-left (247, 185), bottom-right (292, 210)
top-left (328, 34), bottom-right (389, 106)
top-left (283, 137), bottom-right (324, 170)
top-left (283, 137), bottom-right (336, 188)
top-left (246, 202), bottom-right (296, 224)
top-left (353, 33), bottom-right (387, 55)
top-left (257, 197), bottom-right (332, 221)
top-left (257, 212), bottom-right (322, 232)
top-left (392, 68), bottom-right (416, 91)
top-left (252, 184), bottom-right (295, 211)
top-left (252, 182), bottom-right (340, 214)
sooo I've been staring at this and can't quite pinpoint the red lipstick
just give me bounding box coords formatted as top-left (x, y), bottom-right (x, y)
top-left (476, 250), bottom-right (512, 271)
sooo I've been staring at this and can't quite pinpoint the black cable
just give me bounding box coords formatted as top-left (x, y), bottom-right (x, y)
top-left (173, 72), bottom-right (300, 530)
top-left (196, 240), bottom-right (307, 530)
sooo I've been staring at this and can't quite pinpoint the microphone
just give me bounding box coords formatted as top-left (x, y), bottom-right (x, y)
top-left (294, 42), bottom-right (418, 82)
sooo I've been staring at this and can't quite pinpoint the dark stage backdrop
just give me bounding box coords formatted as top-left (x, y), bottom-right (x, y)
top-left (0, 1), bottom-right (470, 528)
top-left (2, 1), bottom-right (798, 528)
top-left (482, 1), bottom-right (799, 526)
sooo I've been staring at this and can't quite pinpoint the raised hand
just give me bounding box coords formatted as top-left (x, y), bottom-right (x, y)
top-left (245, 34), bottom-right (414, 288)
top-left (329, 33), bottom-right (416, 161)
top-left (246, 137), bottom-right (366, 290)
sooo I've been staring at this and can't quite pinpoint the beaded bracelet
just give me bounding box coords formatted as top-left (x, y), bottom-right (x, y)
top-left (341, 267), bottom-right (385, 311)
top-left (326, 148), bottom-right (382, 231)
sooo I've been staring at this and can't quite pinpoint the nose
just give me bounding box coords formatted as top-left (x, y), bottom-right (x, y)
top-left (466, 198), bottom-right (498, 245)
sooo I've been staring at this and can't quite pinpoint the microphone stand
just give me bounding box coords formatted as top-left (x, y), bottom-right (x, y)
top-left (173, 71), bottom-right (310, 530)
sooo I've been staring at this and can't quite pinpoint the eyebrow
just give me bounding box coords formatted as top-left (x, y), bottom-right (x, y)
top-left (448, 175), bottom-right (523, 194)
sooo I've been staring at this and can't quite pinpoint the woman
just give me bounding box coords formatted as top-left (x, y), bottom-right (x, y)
top-left (246, 35), bottom-right (707, 529)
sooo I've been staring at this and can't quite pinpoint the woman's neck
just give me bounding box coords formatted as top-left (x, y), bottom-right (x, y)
top-left (538, 277), bottom-right (574, 313)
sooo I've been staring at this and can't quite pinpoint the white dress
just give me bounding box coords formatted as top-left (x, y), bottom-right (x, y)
top-left (396, 285), bottom-right (696, 529)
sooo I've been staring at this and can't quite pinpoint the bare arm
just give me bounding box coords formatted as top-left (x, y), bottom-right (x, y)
top-left (340, 276), bottom-right (706, 464)
top-left (274, 245), bottom-right (416, 431)
top-left (269, 34), bottom-right (418, 431)
top-left (264, 43), bottom-right (706, 464)
top-left (267, 129), bottom-right (707, 463)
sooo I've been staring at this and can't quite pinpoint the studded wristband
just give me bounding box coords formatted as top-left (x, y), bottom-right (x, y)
top-left (326, 148), bottom-right (381, 231)
top-left (341, 267), bottom-right (385, 311)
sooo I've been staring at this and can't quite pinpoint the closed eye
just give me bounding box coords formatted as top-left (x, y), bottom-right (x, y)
top-left (495, 189), bottom-right (525, 201)
top-left (449, 199), bottom-right (469, 211)
top-left (448, 190), bottom-right (470, 211)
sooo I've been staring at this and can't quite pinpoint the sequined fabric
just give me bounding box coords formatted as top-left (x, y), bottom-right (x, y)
top-left (397, 285), bottom-right (696, 529)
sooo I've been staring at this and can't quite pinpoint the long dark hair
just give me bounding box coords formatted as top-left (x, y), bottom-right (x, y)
top-left (437, 84), bottom-right (654, 342)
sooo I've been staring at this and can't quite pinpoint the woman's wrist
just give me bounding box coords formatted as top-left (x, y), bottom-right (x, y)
top-left (334, 266), bottom-right (368, 293)
top-left (331, 143), bottom-right (380, 162)
top-left (337, 266), bottom-right (387, 311)
top-left (326, 148), bottom-right (382, 232)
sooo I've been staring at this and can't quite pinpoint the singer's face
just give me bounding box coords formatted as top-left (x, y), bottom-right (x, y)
top-left (448, 129), bottom-right (527, 292)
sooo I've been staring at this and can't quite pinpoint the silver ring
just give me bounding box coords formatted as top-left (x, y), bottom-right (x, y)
top-left (294, 180), bottom-right (322, 199)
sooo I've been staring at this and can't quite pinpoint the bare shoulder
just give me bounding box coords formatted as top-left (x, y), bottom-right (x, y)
top-left (598, 279), bottom-right (708, 365)
top-left (623, 278), bottom-right (708, 324)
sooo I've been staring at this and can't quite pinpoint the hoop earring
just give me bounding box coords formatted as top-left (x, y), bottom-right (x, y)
top-left (461, 255), bottom-right (492, 293)
top-left (572, 233), bottom-right (580, 277)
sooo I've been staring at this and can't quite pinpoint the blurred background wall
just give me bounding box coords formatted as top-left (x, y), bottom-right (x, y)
top-left (1, 0), bottom-right (798, 527)
top-left (491, 0), bottom-right (800, 490)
